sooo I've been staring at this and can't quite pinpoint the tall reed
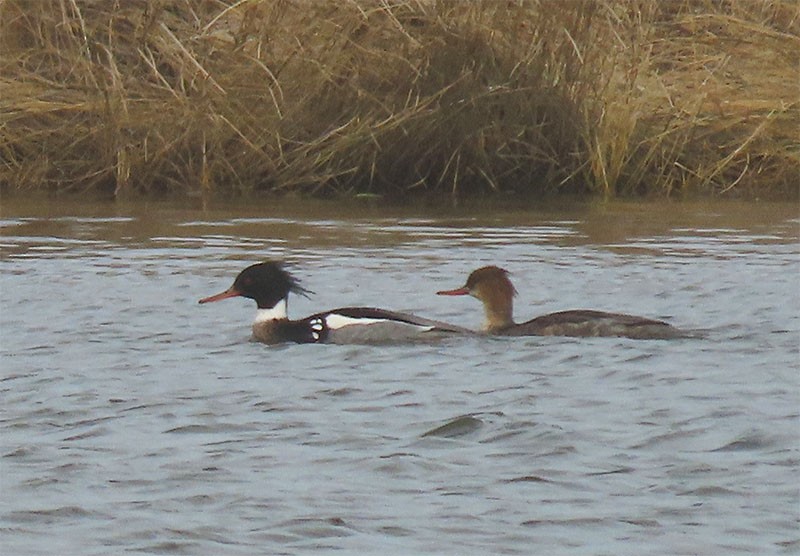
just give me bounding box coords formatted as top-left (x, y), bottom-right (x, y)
top-left (1, 0), bottom-right (797, 199)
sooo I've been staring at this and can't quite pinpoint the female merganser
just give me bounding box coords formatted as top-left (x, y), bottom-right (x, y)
top-left (199, 261), bottom-right (471, 344)
top-left (437, 265), bottom-right (687, 339)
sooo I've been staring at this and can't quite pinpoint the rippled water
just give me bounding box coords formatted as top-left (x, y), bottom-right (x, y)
top-left (1, 198), bottom-right (798, 555)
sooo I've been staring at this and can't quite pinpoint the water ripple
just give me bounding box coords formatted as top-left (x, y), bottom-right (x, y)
top-left (1, 202), bottom-right (798, 555)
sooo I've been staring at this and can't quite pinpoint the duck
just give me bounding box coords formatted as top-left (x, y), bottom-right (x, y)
top-left (199, 261), bottom-right (471, 344)
top-left (437, 265), bottom-right (687, 339)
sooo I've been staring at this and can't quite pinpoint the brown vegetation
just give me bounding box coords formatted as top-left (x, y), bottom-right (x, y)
top-left (1, 0), bottom-right (798, 199)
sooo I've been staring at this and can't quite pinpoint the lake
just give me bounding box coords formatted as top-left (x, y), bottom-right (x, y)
top-left (1, 196), bottom-right (798, 555)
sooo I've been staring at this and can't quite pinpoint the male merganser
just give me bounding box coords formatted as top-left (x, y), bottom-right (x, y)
top-left (199, 261), bottom-right (471, 344)
top-left (437, 265), bottom-right (687, 339)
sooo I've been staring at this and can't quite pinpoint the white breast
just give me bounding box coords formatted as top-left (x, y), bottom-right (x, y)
top-left (253, 299), bottom-right (287, 323)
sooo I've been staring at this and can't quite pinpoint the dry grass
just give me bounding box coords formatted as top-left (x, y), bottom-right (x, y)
top-left (1, 0), bottom-right (798, 199)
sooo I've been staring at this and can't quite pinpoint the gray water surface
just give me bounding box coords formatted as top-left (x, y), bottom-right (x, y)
top-left (1, 198), bottom-right (798, 555)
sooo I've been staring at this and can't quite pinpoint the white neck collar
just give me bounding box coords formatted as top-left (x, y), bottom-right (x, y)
top-left (254, 299), bottom-right (287, 323)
